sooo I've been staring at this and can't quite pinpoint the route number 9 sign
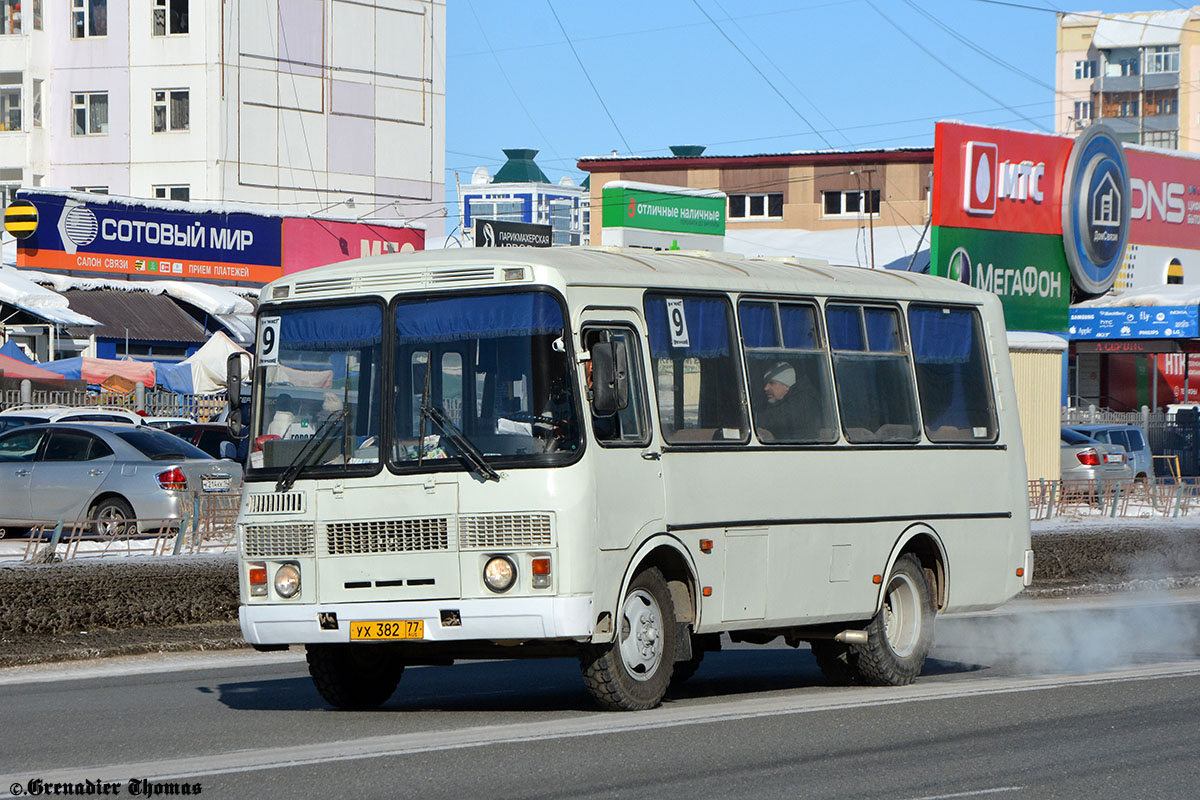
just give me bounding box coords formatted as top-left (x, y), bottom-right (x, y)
top-left (666, 298), bottom-right (690, 348)
top-left (258, 316), bottom-right (281, 365)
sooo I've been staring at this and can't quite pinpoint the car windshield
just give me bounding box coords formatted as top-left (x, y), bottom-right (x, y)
top-left (250, 302), bottom-right (384, 475)
top-left (115, 428), bottom-right (211, 460)
top-left (391, 292), bottom-right (580, 470)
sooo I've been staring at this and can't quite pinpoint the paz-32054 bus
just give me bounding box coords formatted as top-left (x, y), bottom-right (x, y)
top-left (231, 247), bottom-right (1032, 711)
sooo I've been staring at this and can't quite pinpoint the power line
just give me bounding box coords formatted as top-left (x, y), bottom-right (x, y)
top-left (968, 0), bottom-right (1200, 34)
top-left (545, 0), bottom-right (633, 154)
top-left (690, 0), bottom-right (837, 150)
top-left (865, 0), bottom-right (1050, 133)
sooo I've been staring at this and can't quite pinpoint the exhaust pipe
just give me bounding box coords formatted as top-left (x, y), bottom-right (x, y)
top-left (834, 629), bottom-right (868, 644)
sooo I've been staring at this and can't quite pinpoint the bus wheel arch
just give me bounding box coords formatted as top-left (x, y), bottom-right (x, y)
top-left (621, 536), bottom-right (699, 626)
top-left (878, 524), bottom-right (947, 614)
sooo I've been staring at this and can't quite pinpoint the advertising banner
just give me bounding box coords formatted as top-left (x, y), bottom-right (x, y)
top-left (932, 226), bottom-right (1070, 332)
top-left (1126, 148), bottom-right (1200, 251)
top-left (601, 185), bottom-right (726, 237)
top-left (1068, 305), bottom-right (1199, 340)
top-left (472, 218), bottom-right (552, 248)
top-left (282, 218), bottom-right (423, 274)
top-left (16, 191), bottom-right (284, 283)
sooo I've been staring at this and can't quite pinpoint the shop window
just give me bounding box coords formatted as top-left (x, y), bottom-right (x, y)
top-left (72, 0), bottom-right (107, 38)
top-left (153, 0), bottom-right (188, 36)
top-left (72, 91), bottom-right (108, 135)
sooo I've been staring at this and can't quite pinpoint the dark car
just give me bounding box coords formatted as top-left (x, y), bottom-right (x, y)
top-left (167, 423), bottom-right (243, 461)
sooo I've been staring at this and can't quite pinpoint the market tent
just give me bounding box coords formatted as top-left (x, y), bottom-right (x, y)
top-left (157, 332), bottom-right (249, 394)
top-left (0, 354), bottom-right (67, 382)
top-left (38, 356), bottom-right (83, 380)
top-left (38, 356), bottom-right (155, 387)
top-left (0, 340), bottom-right (34, 364)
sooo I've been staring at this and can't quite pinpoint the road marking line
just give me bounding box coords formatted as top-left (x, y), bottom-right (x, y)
top-left (904, 787), bottom-right (1024, 800)
top-left (2, 660), bottom-right (1199, 791)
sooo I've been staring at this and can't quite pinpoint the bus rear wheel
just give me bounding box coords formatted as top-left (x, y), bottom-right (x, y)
top-left (306, 643), bottom-right (404, 710)
top-left (581, 567), bottom-right (677, 710)
top-left (848, 554), bottom-right (934, 686)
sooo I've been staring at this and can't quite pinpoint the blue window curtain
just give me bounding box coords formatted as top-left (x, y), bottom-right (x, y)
top-left (395, 293), bottom-right (563, 343)
top-left (826, 305), bottom-right (864, 351)
top-left (738, 302), bottom-right (778, 348)
top-left (645, 295), bottom-right (733, 359)
top-left (780, 304), bottom-right (819, 349)
top-left (281, 304), bottom-right (382, 351)
top-left (864, 308), bottom-right (903, 353)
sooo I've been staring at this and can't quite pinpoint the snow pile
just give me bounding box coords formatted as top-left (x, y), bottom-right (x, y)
top-left (1075, 284), bottom-right (1200, 308)
top-left (0, 267), bottom-right (77, 309)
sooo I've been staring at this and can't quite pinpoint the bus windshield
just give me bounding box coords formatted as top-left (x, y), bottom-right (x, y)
top-left (250, 302), bottom-right (384, 474)
top-left (391, 291), bottom-right (581, 469)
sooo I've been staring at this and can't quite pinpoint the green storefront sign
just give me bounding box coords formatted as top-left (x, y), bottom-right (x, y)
top-left (602, 186), bottom-right (725, 236)
top-left (931, 226), bottom-right (1070, 333)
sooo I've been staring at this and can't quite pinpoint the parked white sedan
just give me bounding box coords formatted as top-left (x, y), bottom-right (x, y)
top-left (0, 423), bottom-right (242, 535)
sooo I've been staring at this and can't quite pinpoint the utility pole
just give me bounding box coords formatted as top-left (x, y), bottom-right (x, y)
top-left (865, 168), bottom-right (876, 269)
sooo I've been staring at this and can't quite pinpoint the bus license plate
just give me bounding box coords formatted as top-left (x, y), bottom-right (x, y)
top-left (349, 620), bottom-right (424, 640)
top-left (202, 475), bottom-right (231, 492)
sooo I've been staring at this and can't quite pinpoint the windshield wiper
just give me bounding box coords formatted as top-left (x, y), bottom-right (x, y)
top-left (274, 408), bottom-right (349, 493)
top-left (419, 402), bottom-right (501, 482)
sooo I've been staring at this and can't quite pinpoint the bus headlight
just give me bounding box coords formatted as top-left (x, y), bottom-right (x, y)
top-left (274, 563), bottom-right (301, 598)
top-left (483, 556), bottom-right (516, 593)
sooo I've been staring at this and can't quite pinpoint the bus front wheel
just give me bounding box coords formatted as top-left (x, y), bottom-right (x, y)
top-left (581, 567), bottom-right (677, 710)
top-left (848, 554), bottom-right (934, 686)
top-left (306, 643), bottom-right (404, 710)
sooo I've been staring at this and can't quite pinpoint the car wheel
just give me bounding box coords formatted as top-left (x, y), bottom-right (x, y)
top-left (91, 497), bottom-right (135, 538)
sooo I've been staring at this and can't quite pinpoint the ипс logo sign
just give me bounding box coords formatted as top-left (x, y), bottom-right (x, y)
top-left (963, 141), bottom-right (1046, 216)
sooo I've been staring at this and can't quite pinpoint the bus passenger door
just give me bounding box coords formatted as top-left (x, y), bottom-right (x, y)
top-left (581, 316), bottom-right (665, 551)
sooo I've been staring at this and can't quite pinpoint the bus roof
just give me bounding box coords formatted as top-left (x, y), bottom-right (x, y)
top-left (270, 246), bottom-right (990, 306)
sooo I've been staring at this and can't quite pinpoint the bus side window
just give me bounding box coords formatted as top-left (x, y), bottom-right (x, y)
top-left (585, 327), bottom-right (649, 446)
top-left (908, 305), bottom-right (998, 443)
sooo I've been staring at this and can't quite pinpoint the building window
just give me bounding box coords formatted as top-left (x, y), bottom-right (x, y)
top-left (72, 91), bottom-right (108, 135)
top-left (153, 0), bottom-right (189, 36)
top-left (0, 72), bottom-right (19, 131)
top-left (729, 193), bottom-right (783, 219)
top-left (1147, 91), bottom-right (1178, 116)
top-left (152, 89), bottom-right (189, 132)
top-left (72, 0), bottom-right (107, 38)
top-left (72, 186), bottom-right (110, 194)
top-left (2, 0), bottom-right (21, 34)
top-left (1118, 56), bottom-right (1139, 77)
top-left (1146, 45), bottom-right (1179, 74)
top-left (31, 79), bottom-right (41, 127)
top-left (33, 0), bottom-right (41, 30)
top-left (1074, 59), bottom-right (1096, 79)
top-left (467, 197), bottom-right (523, 225)
top-left (1119, 99), bottom-right (1139, 117)
top-left (822, 189), bottom-right (880, 217)
top-left (1141, 131), bottom-right (1178, 150)
top-left (1073, 100), bottom-right (1093, 121)
top-left (153, 185), bottom-right (190, 201)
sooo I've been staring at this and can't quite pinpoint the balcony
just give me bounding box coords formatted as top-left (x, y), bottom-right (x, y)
top-left (1144, 72), bottom-right (1179, 91)
top-left (1093, 74), bottom-right (1142, 93)
top-left (1142, 114), bottom-right (1179, 133)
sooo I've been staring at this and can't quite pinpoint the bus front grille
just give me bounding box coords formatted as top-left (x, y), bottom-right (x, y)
top-left (243, 523), bottom-right (316, 557)
top-left (459, 513), bottom-right (553, 549)
top-left (326, 518), bottom-right (450, 555)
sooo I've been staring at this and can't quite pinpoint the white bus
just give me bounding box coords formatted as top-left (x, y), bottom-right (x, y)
top-left (232, 246), bottom-right (1032, 711)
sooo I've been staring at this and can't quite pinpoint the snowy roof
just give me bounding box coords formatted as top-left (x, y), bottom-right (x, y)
top-left (1093, 10), bottom-right (1191, 48)
top-left (1007, 332), bottom-right (1069, 352)
top-left (1073, 284), bottom-right (1200, 308)
top-left (0, 268), bottom-right (102, 326)
top-left (721, 225), bottom-right (929, 270)
top-left (602, 180), bottom-right (726, 199)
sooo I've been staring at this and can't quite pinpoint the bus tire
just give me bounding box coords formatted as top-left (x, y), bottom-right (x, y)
top-left (580, 567), bottom-right (676, 710)
top-left (306, 643), bottom-right (404, 710)
top-left (809, 640), bottom-right (858, 686)
top-left (848, 554), bottom-right (934, 686)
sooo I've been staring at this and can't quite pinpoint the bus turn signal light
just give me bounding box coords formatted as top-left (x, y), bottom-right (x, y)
top-left (872, 574), bottom-right (883, 584)
top-left (699, 539), bottom-right (713, 553)
top-left (249, 562), bottom-right (267, 596)
top-left (531, 557), bottom-right (551, 589)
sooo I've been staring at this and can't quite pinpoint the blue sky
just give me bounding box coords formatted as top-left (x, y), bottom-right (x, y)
top-left (444, 0), bottom-right (1185, 204)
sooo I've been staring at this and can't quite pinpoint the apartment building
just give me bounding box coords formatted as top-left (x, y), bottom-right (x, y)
top-left (0, 0), bottom-right (445, 235)
top-left (1056, 7), bottom-right (1198, 151)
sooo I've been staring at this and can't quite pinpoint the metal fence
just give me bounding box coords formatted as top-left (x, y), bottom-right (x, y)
top-left (18, 491), bottom-right (240, 562)
top-left (0, 387), bottom-right (226, 421)
top-left (1029, 477), bottom-right (1200, 521)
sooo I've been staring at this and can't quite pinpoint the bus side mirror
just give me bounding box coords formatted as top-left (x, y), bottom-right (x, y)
top-left (590, 341), bottom-right (629, 416)
top-left (226, 353), bottom-right (245, 437)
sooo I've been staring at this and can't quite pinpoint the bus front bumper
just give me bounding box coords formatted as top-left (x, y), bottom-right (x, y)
top-left (239, 595), bottom-right (595, 645)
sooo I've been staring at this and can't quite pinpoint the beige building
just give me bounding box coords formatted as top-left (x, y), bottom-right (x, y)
top-left (577, 146), bottom-right (933, 261)
top-left (1056, 7), bottom-right (1199, 150)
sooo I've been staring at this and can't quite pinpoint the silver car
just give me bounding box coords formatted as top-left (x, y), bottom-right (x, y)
top-left (0, 423), bottom-right (242, 533)
top-left (1060, 427), bottom-right (1133, 482)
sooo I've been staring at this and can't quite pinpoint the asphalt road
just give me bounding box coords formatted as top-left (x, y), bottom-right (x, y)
top-left (2, 592), bottom-right (1200, 800)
